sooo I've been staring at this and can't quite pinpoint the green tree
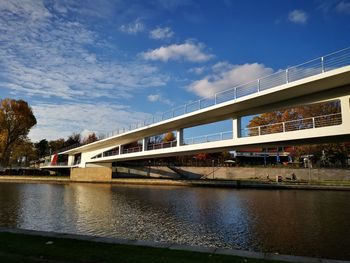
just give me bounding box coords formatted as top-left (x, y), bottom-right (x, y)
top-left (64, 133), bottom-right (81, 147)
top-left (82, 133), bottom-right (98, 145)
top-left (34, 139), bottom-right (49, 158)
top-left (0, 98), bottom-right (37, 167)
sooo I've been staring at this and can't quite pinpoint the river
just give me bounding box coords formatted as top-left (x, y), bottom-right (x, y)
top-left (0, 182), bottom-right (349, 260)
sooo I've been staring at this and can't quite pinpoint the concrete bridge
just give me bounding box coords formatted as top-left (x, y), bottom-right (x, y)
top-left (43, 47), bottom-right (350, 179)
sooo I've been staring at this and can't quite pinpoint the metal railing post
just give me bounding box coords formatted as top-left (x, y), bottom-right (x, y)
top-left (234, 87), bottom-right (237, 99)
top-left (282, 122), bottom-right (285, 132)
top-left (312, 117), bottom-right (316, 128)
top-left (286, 68), bottom-right (289, 83)
top-left (258, 126), bottom-right (261, 136)
top-left (214, 94), bottom-right (217, 104)
top-left (321, 56), bottom-right (325, 73)
top-left (257, 79), bottom-right (260, 92)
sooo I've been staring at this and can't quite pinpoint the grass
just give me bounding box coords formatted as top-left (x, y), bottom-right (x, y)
top-left (0, 232), bottom-right (284, 263)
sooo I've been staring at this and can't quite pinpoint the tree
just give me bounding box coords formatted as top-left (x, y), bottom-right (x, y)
top-left (0, 98), bottom-right (37, 167)
top-left (34, 139), bottom-right (49, 158)
top-left (248, 100), bottom-right (340, 130)
top-left (10, 138), bottom-right (36, 166)
top-left (163, 132), bottom-right (176, 142)
top-left (64, 133), bottom-right (81, 147)
top-left (247, 100), bottom-right (346, 166)
top-left (49, 138), bottom-right (65, 153)
top-left (82, 132), bottom-right (98, 145)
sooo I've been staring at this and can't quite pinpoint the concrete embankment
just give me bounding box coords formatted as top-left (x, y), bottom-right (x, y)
top-left (1, 175), bottom-right (350, 190)
top-left (115, 166), bottom-right (350, 181)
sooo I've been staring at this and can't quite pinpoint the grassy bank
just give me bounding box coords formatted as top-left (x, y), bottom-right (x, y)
top-left (0, 231), bottom-right (282, 263)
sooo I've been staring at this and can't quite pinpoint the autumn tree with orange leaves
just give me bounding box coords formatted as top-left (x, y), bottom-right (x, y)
top-left (0, 98), bottom-right (37, 167)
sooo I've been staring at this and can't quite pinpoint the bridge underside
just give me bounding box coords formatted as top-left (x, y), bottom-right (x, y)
top-left (52, 66), bottom-right (350, 169)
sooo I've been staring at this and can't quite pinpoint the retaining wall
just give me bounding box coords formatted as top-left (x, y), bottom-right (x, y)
top-left (71, 167), bottom-right (112, 182)
top-left (116, 166), bottom-right (350, 181)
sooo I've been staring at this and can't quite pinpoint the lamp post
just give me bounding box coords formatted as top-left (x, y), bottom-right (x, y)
top-left (212, 159), bottom-right (215, 179)
top-left (148, 160), bottom-right (151, 177)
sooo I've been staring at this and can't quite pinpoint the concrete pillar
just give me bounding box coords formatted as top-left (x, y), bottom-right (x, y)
top-left (340, 96), bottom-right (350, 126)
top-left (142, 137), bottom-right (148, 151)
top-left (177, 129), bottom-right (183, 147)
top-left (68, 155), bottom-right (75, 166)
top-left (119, 145), bottom-right (123, 155)
top-left (232, 117), bottom-right (241, 139)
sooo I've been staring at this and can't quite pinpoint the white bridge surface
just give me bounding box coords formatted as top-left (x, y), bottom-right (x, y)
top-left (47, 48), bottom-right (350, 168)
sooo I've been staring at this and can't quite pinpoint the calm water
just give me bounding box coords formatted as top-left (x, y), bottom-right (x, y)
top-left (0, 182), bottom-right (349, 260)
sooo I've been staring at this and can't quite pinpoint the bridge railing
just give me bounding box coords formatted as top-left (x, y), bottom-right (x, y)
top-left (42, 162), bottom-right (69, 167)
top-left (147, 140), bottom-right (177, 151)
top-left (103, 150), bottom-right (119, 157)
top-left (241, 113), bottom-right (342, 137)
top-left (122, 146), bottom-right (142, 154)
top-left (102, 47), bottom-right (349, 140)
top-left (56, 47), bottom-right (349, 154)
top-left (184, 131), bottom-right (233, 145)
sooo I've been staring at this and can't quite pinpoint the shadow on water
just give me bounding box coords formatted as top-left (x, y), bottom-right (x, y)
top-left (0, 182), bottom-right (349, 260)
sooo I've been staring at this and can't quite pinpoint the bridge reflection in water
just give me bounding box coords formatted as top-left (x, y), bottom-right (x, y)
top-left (0, 182), bottom-right (350, 260)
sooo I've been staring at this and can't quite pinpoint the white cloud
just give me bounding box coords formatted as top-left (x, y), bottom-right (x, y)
top-left (288, 9), bottom-right (308, 24)
top-left (0, 0), bottom-right (52, 21)
top-left (148, 94), bottom-right (161, 102)
top-left (119, 19), bottom-right (144, 34)
top-left (28, 103), bottom-right (152, 141)
top-left (336, 1), bottom-right (350, 14)
top-left (0, 2), bottom-right (166, 101)
top-left (188, 62), bottom-right (273, 98)
top-left (188, 67), bottom-right (206, 75)
top-left (149, 27), bottom-right (174, 39)
top-left (140, 42), bottom-right (213, 62)
top-left (147, 93), bottom-right (173, 105)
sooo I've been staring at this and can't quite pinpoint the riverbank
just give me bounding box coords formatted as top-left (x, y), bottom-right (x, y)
top-left (1, 228), bottom-right (348, 263)
top-left (1, 175), bottom-right (350, 190)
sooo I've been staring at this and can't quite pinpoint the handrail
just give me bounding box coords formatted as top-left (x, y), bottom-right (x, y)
top-left (241, 112), bottom-right (342, 137)
top-left (184, 131), bottom-right (233, 145)
top-left (56, 47), bottom-right (350, 153)
top-left (147, 140), bottom-right (177, 151)
top-left (104, 47), bottom-right (349, 139)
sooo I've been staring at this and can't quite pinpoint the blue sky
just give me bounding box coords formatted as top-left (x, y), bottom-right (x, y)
top-left (0, 0), bottom-right (349, 141)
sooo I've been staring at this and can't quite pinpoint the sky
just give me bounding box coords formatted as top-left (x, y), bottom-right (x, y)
top-left (0, 0), bottom-right (349, 142)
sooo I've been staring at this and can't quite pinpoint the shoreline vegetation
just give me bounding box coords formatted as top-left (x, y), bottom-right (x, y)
top-left (1, 228), bottom-right (349, 263)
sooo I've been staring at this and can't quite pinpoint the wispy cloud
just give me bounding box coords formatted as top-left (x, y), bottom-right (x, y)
top-left (336, 1), bottom-right (350, 14)
top-left (140, 41), bottom-right (213, 62)
top-left (119, 18), bottom-right (144, 34)
top-left (288, 9), bottom-right (308, 24)
top-left (0, 1), bottom-right (166, 101)
top-left (147, 93), bottom-right (173, 105)
top-left (0, 0), bottom-right (171, 141)
top-left (29, 103), bottom-right (152, 141)
top-left (188, 62), bottom-right (273, 98)
top-left (188, 66), bottom-right (206, 75)
top-left (149, 27), bottom-right (174, 39)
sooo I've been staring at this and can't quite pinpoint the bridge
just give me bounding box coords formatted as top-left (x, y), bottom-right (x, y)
top-left (43, 47), bottom-right (350, 178)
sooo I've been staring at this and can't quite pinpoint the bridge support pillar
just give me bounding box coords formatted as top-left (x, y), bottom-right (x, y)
top-left (119, 145), bottom-right (123, 155)
top-left (340, 96), bottom-right (350, 126)
top-left (142, 138), bottom-right (148, 151)
top-left (232, 117), bottom-right (241, 140)
top-left (177, 129), bottom-right (183, 147)
top-left (68, 155), bottom-right (75, 166)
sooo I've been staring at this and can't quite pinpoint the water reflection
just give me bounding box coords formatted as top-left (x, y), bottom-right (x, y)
top-left (0, 182), bottom-right (349, 260)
